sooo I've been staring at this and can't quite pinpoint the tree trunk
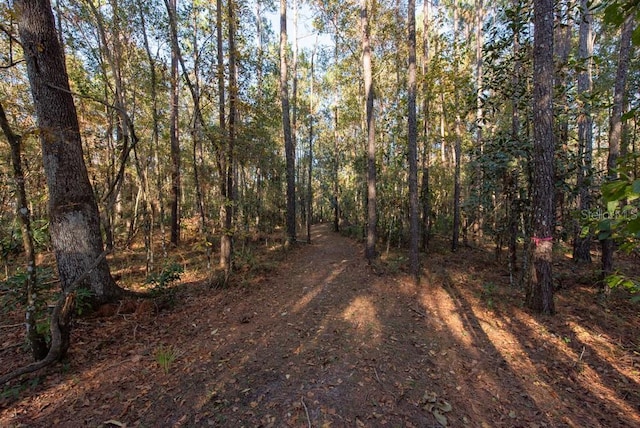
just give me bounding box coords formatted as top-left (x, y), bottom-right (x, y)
top-left (362, 0), bottom-right (377, 262)
top-left (554, 0), bottom-right (571, 238)
top-left (280, 0), bottom-right (296, 246)
top-left (601, 15), bottom-right (633, 293)
top-left (307, 42), bottom-right (317, 243)
top-left (573, 0), bottom-right (594, 263)
top-left (86, 0), bottom-right (136, 251)
top-left (333, 104), bottom-right (340, 233)
top-left (451, 3), bottom-right (461, 253)
top-left (214, 0), bottom-right (231, 273)
top-left (420, 0), bottom-right (431, 251)
top-left (190, 9), bottom-right (206, 235)
top-left (526, 0), bottom-right (555, 314)
top-left (473, 0), bottom-right (485, 241)
top-left (222, 0), bottom-right (237, 279)
top-left (407, 0), bottom-right (419, 280)
top-left (16, 0), bottom-right (121, 304)
top-left (509, 0), bottom-right (521, 284)
top-left (168, 0), bottom-right (181, 247)
top-left (0, 102), bottom-right (48, 361)
top-left (137, 0), bottom-right (163, 267)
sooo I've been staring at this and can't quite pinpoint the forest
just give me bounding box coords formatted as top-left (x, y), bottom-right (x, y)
top-left (0, 0), bottom-right (639, 426)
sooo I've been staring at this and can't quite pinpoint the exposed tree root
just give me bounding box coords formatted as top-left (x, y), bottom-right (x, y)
top-left (0, 251), bottom-right (109, 386)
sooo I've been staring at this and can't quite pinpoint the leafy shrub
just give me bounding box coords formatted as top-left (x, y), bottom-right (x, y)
top-left (145, 262), bottom-right (183, 293)
top-left (585, 165), bottom-right (640, 299)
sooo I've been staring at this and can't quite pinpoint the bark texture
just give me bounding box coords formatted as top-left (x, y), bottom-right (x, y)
top-left (16, 0), bottom-right (120, 303)
top-left (573, 0), bottom-right (594, 263)
top-left (362, 0), bottom-right (377, 262)
top-left (526, 0), bottom-right (555, 314)
top-left (407, 0), bottom-right (419, 279)
top-left (0, 102), bottom-right (48, 361)
top-left (601, 15), bottom-right (633, 290)
top-left (280, 0), bottom-right (297, 246)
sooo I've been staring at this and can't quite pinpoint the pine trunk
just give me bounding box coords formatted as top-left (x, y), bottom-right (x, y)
top-left (280, 0), bottom-right (296, 246)
top-left (169, 0), bottom-right (180, 247)
top-left (407, 0), bottom-right (419, 279)
top-left (526, 0), bottom-right (555, 314)
top-left (601, 16), bottom-right (633, 292)
top-left (573, 0), bottom-right (594, 263)
top-left (362, 0), bottom-right (377, 262)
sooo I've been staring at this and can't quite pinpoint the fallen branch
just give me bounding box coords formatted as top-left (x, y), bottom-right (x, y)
top-left (0, 251), bottom-right (108, 386)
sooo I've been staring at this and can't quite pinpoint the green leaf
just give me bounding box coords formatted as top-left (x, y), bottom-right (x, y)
top-left (598, 219), bottom-right (611, 231)
top-left (622, 107), bottom-right (638, 121)
top-left (602, 180), bottom-right (628, 202)
top-left (607, 200), bottom-right (619, 215)
top-left (633, 26), bottom-right (640, 47)
top-left (605, 274), bottom-right (624, 288)
top-left (632, 179), bottom-right (640, 195)
top-left (604, 3), bottom-right (625, 26)
top-left (626, 216), bottom-right (640, 234)
top-left (580, 225), bottom-right (591, 238)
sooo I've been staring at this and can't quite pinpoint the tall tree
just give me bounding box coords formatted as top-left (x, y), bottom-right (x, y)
top-left (0, 101), bottom-right (47, 361)
top-left (307, 40), bottom-right (317, 244)
top-left (332, 35), bottom-right (341, 233)
top-left (473, 0), bottom-right (485, 243)
top-left (420, 0), bottom-right (431, 250)
top-left (216, 0), bottom-right (232, 271)
top-left (407, 0), bottom-right (419, 279)
top-left (280, 0), bottom-right (296, 245)
top-left (137, 0), bottom-right (165, 265)
top-left (601, 15), bottom-right (634, 292)
top-left (15, 0), bottom-right (122, 304)
top-left (508, 0), bottom-right (523, 285)
top-left (134, 0), bottom-right (159, 271)
top-left (526, 0), bottom-right (555, 314)
top-left (223, 0), bottom-right (237, 279)
top-left (573, 0), bottom-right (594, 263)
top-left (451, 1), bottom-right (462, 252)
top-left (362, 0), bottom-right (377, 262)
top-left (169, 0), bottom-right (181, 246)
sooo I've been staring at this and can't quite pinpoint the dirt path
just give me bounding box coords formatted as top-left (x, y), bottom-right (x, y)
top-left (1, 223), bottom-right (639, 427)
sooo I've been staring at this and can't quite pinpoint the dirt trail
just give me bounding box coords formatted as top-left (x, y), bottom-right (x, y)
top-left (1, 223), bottom-right (639, 427)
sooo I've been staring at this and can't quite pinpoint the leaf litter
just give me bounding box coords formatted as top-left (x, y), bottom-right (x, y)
top-left (0, 223), bottom-right (639, 427)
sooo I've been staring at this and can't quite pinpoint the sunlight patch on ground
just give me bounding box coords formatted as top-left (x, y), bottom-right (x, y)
top-left (502, 310), bottom-right (640, 426)
top-left (393, 275), bottom-right (421, 296)
top-left (340, 296), bottom-right (381, 344)
top-left (418, 280), bottom-right (579, 424)
top-left (290, 261), bottom-right (347, 314)
top-left (420, 286), bottom-right (474, 348)
top-left (474, 312), bottom-right (566, 419)
top-left (568, 320), bottom-right (636, 376)
top-left (567, 320), bottom-right (640, 417)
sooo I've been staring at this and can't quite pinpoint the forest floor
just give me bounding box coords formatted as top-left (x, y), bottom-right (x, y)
top-left (1, 223), bottom-right (639, 427)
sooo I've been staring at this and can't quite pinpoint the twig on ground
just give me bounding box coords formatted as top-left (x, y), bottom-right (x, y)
top-left (0, 323), bottom-right (24, 329)
top-left (0, 343), bottom-right (22, 353)
top-left (374, 367), bottom-right (383, 385)
top-left (301, 397), bottom-right (311, 428)
top-left (409, 306), bottom-right (426, 318)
